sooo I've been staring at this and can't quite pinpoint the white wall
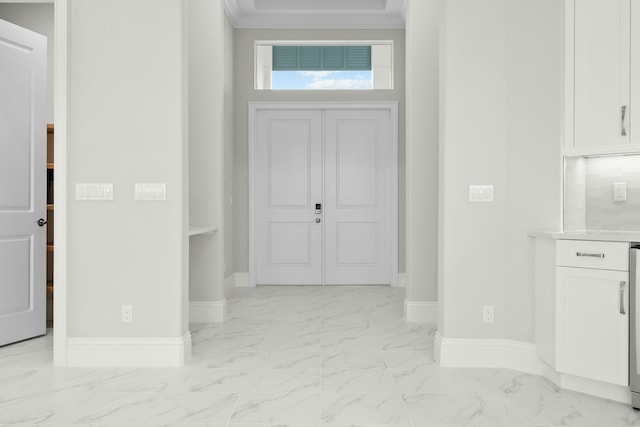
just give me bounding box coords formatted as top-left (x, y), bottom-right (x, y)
top-left (233, 28), bottom-right (406, 276)
top-left (0, 3), bottom-right (54, 123)
top-left (188, 0), bottom-right (226, 303)
top-left (67, 0), bottom-right (188, 338)
top-left (438, 0), bottom-right (563, 341)
top-left (406, 0), bottom-right (440, 304)
top-left (224, 11), bottom-right (235, 280)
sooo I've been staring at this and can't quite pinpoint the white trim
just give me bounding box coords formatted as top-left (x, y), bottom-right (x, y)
top-left (66, 332), bottom-right (192, 367)
top-left (53, 0), bottom-right (69, 367)
top-left (436, 336), bottom-right (631, 403)
top-left (434, 331), bottom-right (443, 362)
top-left (394, 272), bottom-right (406, 288)
top-left (404, 299), bottom-right (437, 323)
top-left (234, 272), bottom-right (250, 287)
top-left (189, 300), bottom-right (227, 323)
top-left (560, 372), bottom-right (631, 404)
top-left (248, 102), bottom-right (399, 288)
top-left (438, 337), bottom-right (546, 376)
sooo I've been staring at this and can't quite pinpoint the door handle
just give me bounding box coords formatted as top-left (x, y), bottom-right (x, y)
top-left (622, 105), bottom-right (628, 136)
top-left (576, 252), bottom-right (605, 258)
top-left (37, 218), bottom-right (47, 227)
top-left (315, 218), bottom-right (321, 223)
top-left (620, 281), bottom-right (627, 315)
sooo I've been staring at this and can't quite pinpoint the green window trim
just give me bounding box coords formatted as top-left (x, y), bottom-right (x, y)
top-left (272, 45), bottom-right (372, 71)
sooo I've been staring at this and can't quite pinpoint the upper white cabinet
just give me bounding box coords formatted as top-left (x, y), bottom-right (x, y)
top-left (567, 0), bottom-right (640, 154)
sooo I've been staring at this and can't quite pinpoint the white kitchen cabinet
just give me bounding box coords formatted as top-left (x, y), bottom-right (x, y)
top-left (567, 0), bottom-right (640, 154)
top-left (556, 265), bottom-right (629, 386)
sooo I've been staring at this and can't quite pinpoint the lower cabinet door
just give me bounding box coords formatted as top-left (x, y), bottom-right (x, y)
top-left (556, 266), bottom-right (629, 385)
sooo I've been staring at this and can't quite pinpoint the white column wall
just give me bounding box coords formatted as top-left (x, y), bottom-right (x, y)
top-left (65, 0), bottom-right (189, 364)
top-left (405, 0), bottom-right (441, 317)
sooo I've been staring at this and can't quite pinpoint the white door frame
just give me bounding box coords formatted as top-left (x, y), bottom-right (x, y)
top-left (248, 101), bottom-right (399, 288)
top-left (52, 0), bottom-right (69, 366)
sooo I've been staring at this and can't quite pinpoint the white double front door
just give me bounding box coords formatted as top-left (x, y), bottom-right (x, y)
top-left (254, 106), bottom-right (396, 286)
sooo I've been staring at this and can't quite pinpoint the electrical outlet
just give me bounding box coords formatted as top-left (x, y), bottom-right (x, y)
top-left (121, 305), bottom-right (133, 323)
top-left (482, 305), bottom-right (494, 323)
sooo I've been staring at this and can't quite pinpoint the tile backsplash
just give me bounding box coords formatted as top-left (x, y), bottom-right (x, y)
top-left (565, 155), bottom-right (640, 231)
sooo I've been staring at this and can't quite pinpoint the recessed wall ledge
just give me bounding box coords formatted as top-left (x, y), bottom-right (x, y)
top-left (528, 229), bottom-right (640, 243)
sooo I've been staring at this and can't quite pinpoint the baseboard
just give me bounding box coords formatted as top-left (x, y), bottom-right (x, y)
top-left (394, 273), bottom-right (406, 288)
top-left (234, 272), bottom-right (249, 287)
top-left (436, 335), bottom-right (630, 403)
top-left (434, 331), bottom-right (443, 362)
top-left (558, 372), bottom-right (630, 404)
top-left (438, 336), bottom-right (545, 375)
top-left (66, 332), bottom-right (192, 367)
top-left (404, 298), bottom-right (437, 323)
top-left (189, 299), bottom-right (227, 323)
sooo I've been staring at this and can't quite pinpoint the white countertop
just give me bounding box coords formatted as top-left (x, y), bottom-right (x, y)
top-left (528, 229), bottom-right (640, 243)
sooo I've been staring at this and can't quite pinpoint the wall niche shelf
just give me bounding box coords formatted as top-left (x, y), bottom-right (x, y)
top-left (188, 225), bottom-right (219, 237)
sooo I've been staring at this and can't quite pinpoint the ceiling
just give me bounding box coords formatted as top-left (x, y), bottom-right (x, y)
top-left (224, 0), bottom-right (406, 29)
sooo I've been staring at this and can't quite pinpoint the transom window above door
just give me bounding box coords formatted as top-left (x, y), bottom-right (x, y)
top-left (255, 41), bottom-right (393, 90)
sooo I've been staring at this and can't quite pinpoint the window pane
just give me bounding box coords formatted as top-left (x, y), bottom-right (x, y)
top-left (346, 46), bottom-right (372, 70)
top-left (299, 46), bottom-right (322, 69)
top-left (322, 46), bottom-right (345, 70)
top-left (273, 46), bottom-right (298, 70)
top-left (272, 70), bottom-right (373, 90)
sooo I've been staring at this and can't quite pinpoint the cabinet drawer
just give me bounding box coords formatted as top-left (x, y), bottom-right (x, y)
top-left (556, 240), bottom-right (629, 271)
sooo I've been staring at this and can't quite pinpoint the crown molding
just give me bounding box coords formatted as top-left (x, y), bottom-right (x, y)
top-left (224, 0), bottom-right (406, 29)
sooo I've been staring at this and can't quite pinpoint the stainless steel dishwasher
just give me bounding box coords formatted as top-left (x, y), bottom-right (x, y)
top-left (630, 245), bottom-right (640, 408)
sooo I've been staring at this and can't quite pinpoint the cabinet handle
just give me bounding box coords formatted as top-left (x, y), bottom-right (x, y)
top-left (576, 252), bottom-right (605, 258)
top-left (622, 105), bottom-right (628, 136)
top-left (620, 281), bottom-right (626, 315)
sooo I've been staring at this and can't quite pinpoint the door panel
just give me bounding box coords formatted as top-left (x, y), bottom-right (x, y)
top-left (336, 222), bottom-right (378, 265)
top-left (556, 267), bottom-right (629, 385)
top-left (269, 222), bottom-right (313, 265)
top-left (0, 19), bottom-right (47, 346)
top-left (574, 0), bottom-right (629, 148)
top-left (335, 121), bottom-right (378, 207)
top-left (0, 237), bottom-right (32, 316)
top-left (325, 110), bottom-right (393, 285)
top-left (255, 110), bottom-right (323, 285)
top-left (631, 0), bottom-right (640, 144)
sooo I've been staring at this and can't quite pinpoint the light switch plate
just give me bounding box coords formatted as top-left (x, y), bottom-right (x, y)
top-left (75, 183), bottom-right (113, 201)
top-left (469, 185), bottom-right (494, 202)
top-left (613, 182), bottom-right (627, 202)
top-left (135, 183), bottom-right (166, 201)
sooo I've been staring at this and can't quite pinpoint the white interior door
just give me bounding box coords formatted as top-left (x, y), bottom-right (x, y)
top-left (255, 110), bottom-right (323, 285)
top-left (0, 20), bottom-right (47, 346)
top-left (324, 109), bottom-right (393, 285)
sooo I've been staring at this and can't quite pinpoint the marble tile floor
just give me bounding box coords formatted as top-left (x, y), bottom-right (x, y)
top-left (2, 286), bottom-right (640, 426)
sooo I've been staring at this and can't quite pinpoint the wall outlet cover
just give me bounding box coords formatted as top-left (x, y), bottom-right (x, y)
top-left (482, 305), bottom-right (495, 323)
top-left (469, 185), bottom-right (494, 203)
top-left (75, 183), bottom-right (114, 201)
top-left (135, 183), bottom-right (166, 201)
top-left (613, 182), bottom-right (627, 202)
top-left (121, 305), bottom-right (133, 323)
